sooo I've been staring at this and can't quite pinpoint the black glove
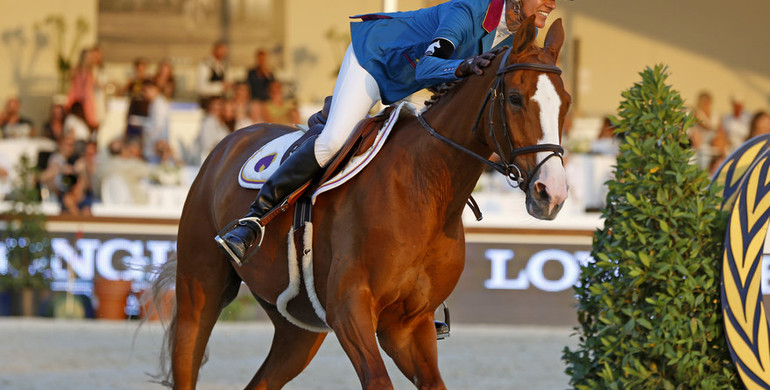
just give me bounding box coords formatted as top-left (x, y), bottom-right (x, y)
top-left (455, 52), bottom-right (497, 78)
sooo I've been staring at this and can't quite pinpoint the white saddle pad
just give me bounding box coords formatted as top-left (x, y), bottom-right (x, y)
top-left (239, 101), bottom-right (410, 201)
top-left (238, 130), bottom-right (305, 189)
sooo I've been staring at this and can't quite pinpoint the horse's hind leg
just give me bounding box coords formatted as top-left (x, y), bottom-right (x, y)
top-left (378, 315), bottom-right (446, 390)
top-left (173, 247), bottom-right (241, 389)
top-left (244, 298), bottom-right (327, 390)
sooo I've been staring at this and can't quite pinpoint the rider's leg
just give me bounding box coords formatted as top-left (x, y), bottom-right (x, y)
top-left (216, 44), bottom-right (380, 265)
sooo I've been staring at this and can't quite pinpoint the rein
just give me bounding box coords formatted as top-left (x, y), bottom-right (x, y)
top-left (417, 46), bottom-right (565, 189)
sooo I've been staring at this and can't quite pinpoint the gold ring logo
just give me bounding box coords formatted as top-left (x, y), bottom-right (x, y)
top-left (713, 134), bottom-right (770, 388)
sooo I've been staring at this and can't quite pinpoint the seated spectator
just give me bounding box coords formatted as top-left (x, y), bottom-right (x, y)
top-left (42, 104), bottom-right (67, 142)
top-left (148, 139), bottom-right (183, 186)
top-left (747, 111), bottom-right (770, 140)
top-left (264, 81), bottom-right (297, 125)
top-left (63, 102), bottom-right (92, 154)
top-left (74, 141), bottom-right (98, 200)
top-left (590, 117), bottom-right (620, 156)
top-left (721, 97), bottom-right (751, 154)
top-left (0, 96), bottom-right (36, 138)
top-left (195, 97), bottom-right (229, 158)
top-left (153, 59), bottom-right (176, 99)
top-left (236, 100), bottom-right (265, 129)
top-left (39, 135), bottom-right (78, 200)
top-left (100, 137), bottom-right (152, 205)
top-left (222, 98), bottom-right (237, 132)
top-left (142, 80), bottom-right (171, 161)
top-left (60, 174), bottom-right (93, 217)
top-left (232, 81), bottom-right (251, 127)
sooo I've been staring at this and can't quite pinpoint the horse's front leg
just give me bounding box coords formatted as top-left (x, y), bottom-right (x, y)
top-left (378, 314), bottom-right (446, 390)
top-left (326, 285), bottom-right (393, 390)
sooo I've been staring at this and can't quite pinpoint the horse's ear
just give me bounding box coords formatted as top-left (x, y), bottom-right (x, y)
top-left (544, 18), bottom-right (565, 61)
top-left (511, 15), bottom-right (537, 55)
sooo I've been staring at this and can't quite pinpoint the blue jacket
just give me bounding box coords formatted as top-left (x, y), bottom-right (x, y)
top-left (350, 0), bottom-right (507, 105)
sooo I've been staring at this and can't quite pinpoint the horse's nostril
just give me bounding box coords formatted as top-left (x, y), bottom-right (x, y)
top-left (534, 181), bottom-right (549, 201)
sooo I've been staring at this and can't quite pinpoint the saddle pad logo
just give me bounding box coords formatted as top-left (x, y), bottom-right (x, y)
top-left (239, 131), bottom-right (304, 188)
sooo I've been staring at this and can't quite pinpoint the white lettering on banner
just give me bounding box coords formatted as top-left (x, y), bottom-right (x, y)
top-left (45, 238), bottom-right (176, 283)
top-left (484, 248), bottom-right (595, 292)
top-left (484, 249), bottom-right (529, 289)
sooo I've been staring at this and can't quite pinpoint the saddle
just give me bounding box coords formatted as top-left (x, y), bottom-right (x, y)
top-left (259, 97), bottom-right (395, 226)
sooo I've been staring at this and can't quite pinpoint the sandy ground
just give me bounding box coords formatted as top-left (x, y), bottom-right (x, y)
top-left (0, 318), bottom-right (576, 390)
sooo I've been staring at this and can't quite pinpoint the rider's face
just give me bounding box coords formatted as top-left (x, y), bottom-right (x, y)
top-left (521, 0), bottom-right (556, 28)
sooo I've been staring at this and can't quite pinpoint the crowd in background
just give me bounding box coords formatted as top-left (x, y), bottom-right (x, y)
top-left (0, 40), bottom-right (768, 217)
top-left (0, 40), bottom-right (300, 217)
top-left (688, 91), bottom-right (770, 173)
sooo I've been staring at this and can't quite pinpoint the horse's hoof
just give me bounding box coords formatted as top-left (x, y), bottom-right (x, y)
top-left (435, 320), bottom-right (450, 340)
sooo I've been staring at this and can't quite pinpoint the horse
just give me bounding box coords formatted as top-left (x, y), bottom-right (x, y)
top-left (154, 15), bottom-right (571, 390)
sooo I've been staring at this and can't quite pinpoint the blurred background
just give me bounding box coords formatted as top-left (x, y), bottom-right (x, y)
top-left (0, 0), bottom-right (768, 325)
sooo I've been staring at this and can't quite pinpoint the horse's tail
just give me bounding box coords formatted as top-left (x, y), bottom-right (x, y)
top-left (143, 254), bottom-right (178, 388)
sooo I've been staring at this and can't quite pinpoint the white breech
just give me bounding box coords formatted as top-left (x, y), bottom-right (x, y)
top-left (314, 44), bottom-right (381, 167)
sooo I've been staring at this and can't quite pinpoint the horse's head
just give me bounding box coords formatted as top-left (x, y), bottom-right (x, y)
top-left (487, 15), bottom-right (571, 220)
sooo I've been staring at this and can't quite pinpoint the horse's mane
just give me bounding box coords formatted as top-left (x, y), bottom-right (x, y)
top-left (423, 81), bottom-right (462, 110)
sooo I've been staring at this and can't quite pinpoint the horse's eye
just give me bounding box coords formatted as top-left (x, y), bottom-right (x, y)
top-left (508, 93), bottom-right (523, 108)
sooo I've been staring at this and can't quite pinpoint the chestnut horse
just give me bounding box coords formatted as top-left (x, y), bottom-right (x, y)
top-left (156, 16), bottom-right (570, 390)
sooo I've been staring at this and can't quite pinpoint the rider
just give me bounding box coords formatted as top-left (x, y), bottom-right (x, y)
top-left (217, 0), bottom-right (559, 264)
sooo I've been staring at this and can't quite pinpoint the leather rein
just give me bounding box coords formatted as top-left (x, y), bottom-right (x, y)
top-left (417, 47), bottom-right (565, 189)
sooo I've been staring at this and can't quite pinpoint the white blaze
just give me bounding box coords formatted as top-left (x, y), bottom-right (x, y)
top-left (531, 74), bottom-right (562, 153)
top-left (530, 74), bottom-right (568, 209)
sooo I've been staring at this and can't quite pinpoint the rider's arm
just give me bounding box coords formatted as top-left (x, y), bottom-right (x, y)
top-left (414, 2), bottom-right (477, 84)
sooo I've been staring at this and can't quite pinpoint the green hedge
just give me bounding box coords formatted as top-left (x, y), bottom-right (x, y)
top-left (562, 65), bottom-right (741, 389)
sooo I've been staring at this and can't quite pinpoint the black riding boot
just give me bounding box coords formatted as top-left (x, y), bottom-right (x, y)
top-left (216, 137), bottom-right (322, 265)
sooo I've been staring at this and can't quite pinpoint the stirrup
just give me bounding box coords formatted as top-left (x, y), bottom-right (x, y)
top-left (214, 216), bottom-right (266, 267)
top-left (238, 216), bottom-right (266, 248)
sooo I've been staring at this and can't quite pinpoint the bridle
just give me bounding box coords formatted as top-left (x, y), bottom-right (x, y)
top-left (417, 46), bottom-right (565, 189)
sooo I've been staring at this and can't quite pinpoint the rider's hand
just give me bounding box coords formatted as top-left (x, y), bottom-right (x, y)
top-left (455, 52), bottom-right (497, 78)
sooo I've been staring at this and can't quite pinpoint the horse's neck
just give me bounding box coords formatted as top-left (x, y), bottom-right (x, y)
top-left (399, 77), bottom-right (496, 214)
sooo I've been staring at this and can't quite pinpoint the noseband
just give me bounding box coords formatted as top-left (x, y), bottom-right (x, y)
top-left (417, 47), bottom-right (565, 189)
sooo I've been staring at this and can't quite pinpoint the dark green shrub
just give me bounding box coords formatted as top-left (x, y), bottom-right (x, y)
top-left (562, 65), bottom-right (741, 389)
top-left (1, 155), bottom-right (53, 291)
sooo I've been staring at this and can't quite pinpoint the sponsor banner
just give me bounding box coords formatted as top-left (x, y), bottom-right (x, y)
top-left (3, 225), bottom-right (770, 325)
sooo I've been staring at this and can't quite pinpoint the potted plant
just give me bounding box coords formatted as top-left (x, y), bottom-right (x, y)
top-left (0, 155), bottom-right (53, 316)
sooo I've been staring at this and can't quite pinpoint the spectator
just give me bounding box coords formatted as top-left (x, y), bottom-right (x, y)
top-left (197, 40), bottom-right (230, 104)
top-left (66, 48), bottom-right (99, 130)
top-left (0, 96), bottom-right (36, 138)
top-left (100, 137), bottom-right (152, 205)
top-left (74, 141), bottom-right (98, 200)
top-left (747, 111), bottom-right (770, 140)
top-left (42, 104), bottom-right (67, 142)
top-left (91, 45), bottom-right (108, 126)
top-left (246, 49), bottom-right (274, 102)
top-left (153, 59), bottom-right (176, 99)
top-left (232, 82), bottom-right (250, 126)
top-left (63, 102), bottom-right (92, 149)
top-left (721, 97), bottom-right (752, 153)
top-left (263, 81), bottom-right (297, 125)
top-left (39, 135), bottom-right (78, 200)
top-left (124, 57), bottom-right (151, 140)
top-left (148, 139), bottom-right (183, 186)
top-left (222, 98), bottom-right (237, 132)
top-left (60, 174), bottom-right (93, 217)
top-left (689, 91), bottom-right (717, 170)
top-left (195, 97), bottom-right (229, 158)
top-left (590, 117), bottom-right (620, 156)
top-left (142, 81), bottom-right (171, 161)
top-left (237, 100), bottom-right (265, 129)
